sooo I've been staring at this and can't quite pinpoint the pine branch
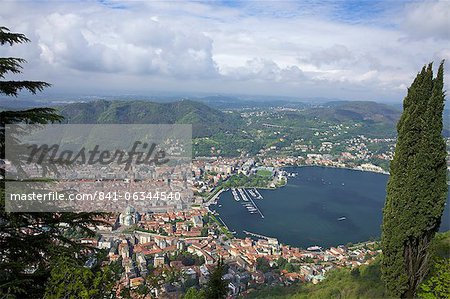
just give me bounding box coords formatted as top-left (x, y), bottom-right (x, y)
top-left (0, 27), bottom-right (30, 46)
top-left (0, 81), bottom-right (51, 96)
top-left (0, 108), bottom-right (64, 125)
top-left (0, 57), bottom-right (26, 78)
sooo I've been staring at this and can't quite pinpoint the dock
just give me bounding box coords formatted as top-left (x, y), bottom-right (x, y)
top-left (243, 188), bottom-right (265, 219)
top-left (217, 216), bottom-right (230, 230)
top-left (243, 230), bottom-right (277, 242)
top-left (238, 188), bottom-right (249, 201)
top-left (206, 188), bottom-right (224, 205)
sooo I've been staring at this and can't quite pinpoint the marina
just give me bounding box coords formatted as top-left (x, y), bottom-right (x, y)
top-left (238, 188), bottom-right (249, 201)
top-left (242, 188), bottom-right (265, 219)
top-left (229, 188), bottom-right (265, 218)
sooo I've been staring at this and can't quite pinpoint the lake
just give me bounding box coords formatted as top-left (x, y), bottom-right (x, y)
top-left (211, 166), bottom-right (450, 248)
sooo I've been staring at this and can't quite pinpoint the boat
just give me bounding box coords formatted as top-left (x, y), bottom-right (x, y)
top-left (338, 216), bottom-right (347, 221)
top-left (231, 189), bottom-right (240, 201)
top-left (248, 189), bottom-right (257, 197)
top-left (253, 188), bottom-right (263, 199)
top-left (238, 189), bottom-right (249, 201)
top-left (307, 246), bottom-right (322, 251)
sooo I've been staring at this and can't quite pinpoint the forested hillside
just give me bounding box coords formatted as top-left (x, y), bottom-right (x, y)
top-left (58, 99), bottom-right (243, 137)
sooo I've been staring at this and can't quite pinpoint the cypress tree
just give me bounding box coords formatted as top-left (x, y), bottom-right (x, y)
top-left (381, 62), bottom-right (448, 298)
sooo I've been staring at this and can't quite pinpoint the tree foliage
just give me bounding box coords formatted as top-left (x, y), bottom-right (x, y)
top-left (0, 27), bottom-right (103, 299)
top-left (204, 260), bottom-right (228, 299)
top-left (0, 27), bottom-right (50, 97)
top-left (43, 254), bottom-right (120, 299)
top-left (381, 62), bottom-right (448, 298)
top-left (0, 26), bottom-right (30, 46)
top-left (247, 257), bottom-right (388, 299)
top-left (418, 258), bottom-right (450, 299)
top-left (183, 287), bottom-right (205, 299)
top-left (418, 230), bottom-right (450, 298)
top-left (256, 257), bottom-right (271, 273)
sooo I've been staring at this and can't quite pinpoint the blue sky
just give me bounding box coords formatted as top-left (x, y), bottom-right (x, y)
top-left (0, 0), bottom-right (448, 102)
top-left (208, 0), bottom-right (405, 24)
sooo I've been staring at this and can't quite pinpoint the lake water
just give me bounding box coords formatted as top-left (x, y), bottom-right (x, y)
top-left (212, 166), bottom-right (450, 248)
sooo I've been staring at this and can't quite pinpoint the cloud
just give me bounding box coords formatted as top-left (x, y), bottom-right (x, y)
top-left (34, 9), bottom-right (219, 78)
top-left (401, 0), bottom-right (450, 41)
top-left (222, 58), bottom-right (305, 82)
top-left (0, 0), bottom-right (448, 102)
top-left (306, 44), bottom-right (353, 67)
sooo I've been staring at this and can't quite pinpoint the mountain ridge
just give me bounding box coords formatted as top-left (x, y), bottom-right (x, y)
top-left (57, 99), bottom-right (243, 137)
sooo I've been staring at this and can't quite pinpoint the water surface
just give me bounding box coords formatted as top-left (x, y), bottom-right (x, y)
top-left (212, 166), bottom-right (450, 248)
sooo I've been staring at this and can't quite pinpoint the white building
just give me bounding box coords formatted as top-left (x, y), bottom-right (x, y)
top-left (119, 206), bottom-right (140, 226)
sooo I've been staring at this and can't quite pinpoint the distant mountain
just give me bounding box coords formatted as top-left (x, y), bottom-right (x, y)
top-left (0, 98), bottom-right (59, 110)
top-left (58, 99), bottom-right (243, 137)
top-left (193, 95), bottom-right (309, 109)
top-left (314, 101), bottom-right (401, 124)
top-left (4, 98), bottom-right (447, 138)
top-left (316, 101), bottom-right (449, 136)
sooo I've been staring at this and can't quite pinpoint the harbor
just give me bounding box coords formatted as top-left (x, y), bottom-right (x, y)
top-left (231, 188), bottom-right (265, 218)
top-left (212, 166), bottom-right (394, 248)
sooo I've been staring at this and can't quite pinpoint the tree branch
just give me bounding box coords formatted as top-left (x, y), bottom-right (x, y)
top-left (0, 57), bottom-right (26, 78)
top-left (0, 81), bottom-right (51, 96)
top-left (0, 27), bottom-right (30, 46)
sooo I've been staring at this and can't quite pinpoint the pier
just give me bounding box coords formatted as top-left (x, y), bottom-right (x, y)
top-left (206, 188), bottom-right (224, 206)
top-left (243, 230), bottom-right (277, 242)
top-left (217, 216), bottom-right (230, 230)
top-left (243, 188), bottom-right (265, 219)
top-left (238, 188), bottom-right (249, 201)
top-left (232, 189), bottom-right (240, 201)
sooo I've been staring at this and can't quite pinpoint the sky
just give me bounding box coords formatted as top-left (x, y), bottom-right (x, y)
top-left (0, 0), bottom-right (449, 102)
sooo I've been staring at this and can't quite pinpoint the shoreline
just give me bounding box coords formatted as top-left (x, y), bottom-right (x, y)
top-left (282, 164), bottom-right (389, 176)
top-left (209, 165), bottom-right (389, 249)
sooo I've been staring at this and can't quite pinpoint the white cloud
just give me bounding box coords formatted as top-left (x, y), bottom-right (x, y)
top-left (222, 58), bottom-right (305, 82)
top-left (32, 10), bottom-right (219, 78)
top-left (402, 0), bottom-right (450, 41)
top-left (306, 44), bottom-right (353, 67)
top-left (0, 0), bottom-right (448, 101)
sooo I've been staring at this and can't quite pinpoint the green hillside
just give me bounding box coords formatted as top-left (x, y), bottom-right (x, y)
top-left (58, 99), bottom-right (243, 137)
top-left (319, 101), bottom-right (401, 124)
top-left (54, 99), bottom-right (444, 158)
